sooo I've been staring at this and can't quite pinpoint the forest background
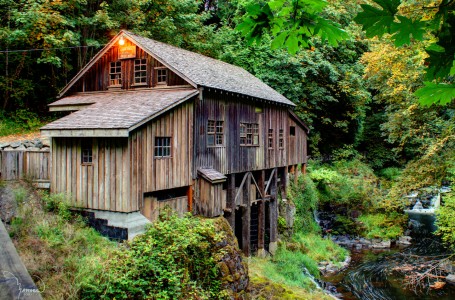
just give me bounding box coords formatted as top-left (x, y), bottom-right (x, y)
top-left (0, 0), bottom-right (454, 233)
top-left (0, 0), bottom-right (455, 298)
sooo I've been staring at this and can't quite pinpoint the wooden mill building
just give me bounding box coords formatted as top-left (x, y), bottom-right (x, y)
top-left (41, 30), bottom-right (309, 255)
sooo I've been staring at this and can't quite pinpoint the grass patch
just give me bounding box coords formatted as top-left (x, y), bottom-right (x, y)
top-left (248, 257), bottom-right (333, 300)
top-left (8, 185), bottom-right (117, 299)
top-left (291, 233), bottom-right (348, 263)
top-left (358, 213), bottom-right (405, 240)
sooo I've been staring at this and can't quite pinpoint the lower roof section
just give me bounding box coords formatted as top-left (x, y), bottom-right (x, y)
top-left (41, 89), bottom-right (198, 137)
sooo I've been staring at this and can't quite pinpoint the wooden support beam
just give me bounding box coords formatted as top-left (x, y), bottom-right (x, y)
top-left (242, 173), bottom-right (251, 256)
top-left (281, 167), bottom-right (288, 198)
top-left (269, 168), bottom-right (278, 247)
top-left (264, 168), bottom-right (276, 195)
top-left (234, 172), bottom-right (250, 203)
top-left (302, 163), bottom-right (307, 175)
top-left (226, 173), bottom-right (236, 230)
top-left (258, 170), bottom-right (266, 254)
top-left (187, 184), bottom-right (193, 213)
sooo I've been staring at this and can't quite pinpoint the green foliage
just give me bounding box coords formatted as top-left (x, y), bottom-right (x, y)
top-left (308, 159), bottom-right (381, 209)
top-left (7, 183), bottom-right (117, 298)
top-left (288, 174), bottom-right (320, 234)
top-left (0, 110), bottom-right (45, 136)
top-left (13, 186), bottom-right (27, 204)
top-left (354, 0), bottom-right (400, 38)
top-left (41, 192), bottom-right (73, 221)
top-left (384, 131), bottom-right (455, 211)
top-left (263, 246), bottom-right (319, 286)
top-left (415, 82), bottom-right (455, 106)
top-left (355, 0), bottom-right (455, 106)
top-left (378, 167), bottom-right (402, 181)
top-left (81, 213), bottom-right (229, 300)
top-left (436, 191), bottom-right (455, 249)
top-left (236, 0), bottom-right (349, 54)
top-left (358, 213), bottom-right (405, 240)
top-left (291, 233), bottom-right (348, 263)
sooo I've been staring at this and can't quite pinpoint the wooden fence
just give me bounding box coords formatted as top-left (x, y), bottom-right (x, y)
top-left (0, 150), bottom-right (50, 185)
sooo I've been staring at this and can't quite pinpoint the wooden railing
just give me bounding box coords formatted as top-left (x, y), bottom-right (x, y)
top-left (0, 150), bottom-right (50, 185)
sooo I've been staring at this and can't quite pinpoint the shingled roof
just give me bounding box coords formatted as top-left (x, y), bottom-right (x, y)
top-left (41, 89), bottom-right (198, 137)
top-left (58, 30), bottom-right (294, 107)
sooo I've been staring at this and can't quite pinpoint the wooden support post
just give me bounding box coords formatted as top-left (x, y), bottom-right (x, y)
top-left (187, 184), bottom-right (193, 213)
top-left (280, 167), bottom-right (288, 199)
top-left (269, 168), bottom-right (278, 254)
top-left (294, 164), bottom-right (298, 185)
top-left (257, 170), bottom-right (266, 257)
top-left (302, 163), bottom-right (307, 175)
top-left (242, 173), bottom-right (251, 256)
top-left (226, 173), bottom-right (236, 230)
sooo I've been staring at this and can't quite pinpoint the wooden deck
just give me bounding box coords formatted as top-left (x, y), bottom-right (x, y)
top-left (0, 221), bottom-right (42, 299)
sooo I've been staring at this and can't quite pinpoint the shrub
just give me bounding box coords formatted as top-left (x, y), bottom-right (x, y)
top-left (436, 191), bottom-right (455, 248)
top-left (81, 212), bottom-right (230, 299)
top-left (357, 213), bottom-right (405, 240)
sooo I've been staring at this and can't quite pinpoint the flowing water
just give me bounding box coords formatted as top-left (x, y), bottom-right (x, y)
top-left (323, 216), bottom-right (455, 300)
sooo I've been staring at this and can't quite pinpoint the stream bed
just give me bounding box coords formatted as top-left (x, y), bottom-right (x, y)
top-left (323, 235), bottom-right (455, 300)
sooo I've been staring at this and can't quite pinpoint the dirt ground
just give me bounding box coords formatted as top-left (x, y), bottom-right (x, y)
top-left (0, 131), bottom-right (42, 143)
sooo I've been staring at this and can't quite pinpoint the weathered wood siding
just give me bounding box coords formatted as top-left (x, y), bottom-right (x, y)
top-left (51, 137), bottom-right (133, 212)
top-left (70, 39), bottom-right (189, 93)
top-left (196, 178), bottom-right (226, 217)
top-left (194, 90), bottom-right (289, 175)
top-left (288, 117), bottom-right (308, 166)
top-left (142, 195), bottom-right (188, 222)
top-left (0, 151), bottom-right (50, 181)
top-left (130, 101), bottom-right (193, 197)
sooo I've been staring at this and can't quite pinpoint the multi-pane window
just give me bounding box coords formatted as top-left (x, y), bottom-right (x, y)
top-left (240, 123), bottom-right (259, 146)
top-left (81, 140), bottom-right (93, 164)
top-left (154, 137), bottom-right (171, 158)
top-left (134, 59), bottom-right (147, 84)
top-left (156, 68), bottom-right (168, 84)
top-left (279, 129), bottom-right (284, 149)
top-left (109, 61), bottom-right (122, 86)
top-left (268, 129), bottom-right (274, 149)
top-left (207, 120), bottom-right (224, 146)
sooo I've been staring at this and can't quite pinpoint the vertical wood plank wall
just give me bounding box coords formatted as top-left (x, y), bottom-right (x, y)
top-left (131, 101), bottom-right (194, 211)
top-left (0, 151), bottom-right (50, 181)
top-left (194, 90), bottom-right (307, 175)
top-left (196, 178), bottom-right (226, 217)
top-left (71, 40), bottom-right (188, 94)
top-left (142, 195), bottom-right (188, 222)
top-left (287, 118), bottom-right (308, 166)
top-left (52, 137), bottom-right (132, 212)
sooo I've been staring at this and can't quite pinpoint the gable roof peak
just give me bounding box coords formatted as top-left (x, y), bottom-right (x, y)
top-left (59, 30), bottom-right (295, 106)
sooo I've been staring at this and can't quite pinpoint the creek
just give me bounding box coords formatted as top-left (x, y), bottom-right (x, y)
top-left (322, 216), bottom-right (455, 299)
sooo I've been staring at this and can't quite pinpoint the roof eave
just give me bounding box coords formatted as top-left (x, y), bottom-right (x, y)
top-left (40, 128), bottom-right (129, 137)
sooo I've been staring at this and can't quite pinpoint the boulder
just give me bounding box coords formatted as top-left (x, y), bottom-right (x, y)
top-left (10, 141), bottom-right (21, 148)
top-left (397, 236), bottom-right (412, 245)
top-left (33, 138), bottom-right (44, 148)
top-left (446, 274), bottom-right (455, 285)
top-left (23, 140), bottom-right (34, 148)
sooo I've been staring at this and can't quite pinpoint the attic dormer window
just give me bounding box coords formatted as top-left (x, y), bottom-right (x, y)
top-left (134, 59), bottom-right (147, 85)
top-left (155, 67), bottom-right (168, 85)
top-left (109, 61), bottom-right (122, 86)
